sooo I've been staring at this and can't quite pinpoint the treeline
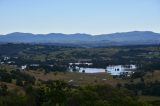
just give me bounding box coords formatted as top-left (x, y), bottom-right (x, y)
top-left (0, 80), bottom-right (153, 106)
top-left (124, 80), bottom-right (160, 96)
top-left (0, 43), bottom-right (73, 56)
top-left (0, 43), bottom-right (160, 71)
top-left (27, 64), bottom-right (68, 73)
top-left (0, 69), bottom-right (35, 86)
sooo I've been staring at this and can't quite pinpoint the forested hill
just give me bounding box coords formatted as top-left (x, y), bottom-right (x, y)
top-left (0, 31), bottom-right (160, 46)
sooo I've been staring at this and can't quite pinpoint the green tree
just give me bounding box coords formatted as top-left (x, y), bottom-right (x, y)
top-left (43, 80), bottom-right (70, 106)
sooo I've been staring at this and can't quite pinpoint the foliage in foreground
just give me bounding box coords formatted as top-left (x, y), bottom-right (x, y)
top-left (0, 80), bottom-right (154, 106)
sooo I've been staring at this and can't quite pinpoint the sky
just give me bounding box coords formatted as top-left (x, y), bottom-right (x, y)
top-left (0, 0), bottom-right (160, 35)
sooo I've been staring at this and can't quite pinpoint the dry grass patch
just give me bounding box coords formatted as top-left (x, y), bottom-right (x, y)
top-left (25, 70), bottom-right (127, 86)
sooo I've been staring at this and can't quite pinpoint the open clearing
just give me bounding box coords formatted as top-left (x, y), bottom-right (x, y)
top-left (26, 70), bottom-right (128, 86)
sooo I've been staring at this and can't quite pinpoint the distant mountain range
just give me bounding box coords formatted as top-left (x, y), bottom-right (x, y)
top-left (0, 31), bottom-right (160, 47)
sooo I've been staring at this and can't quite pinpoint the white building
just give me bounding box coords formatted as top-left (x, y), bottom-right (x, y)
top-left (68, 66), bottom-right (105, 73)
top-left (0, 62), bottom-right (4, 64)
top-left (4, 56), bottom-right (10, 61)
top-left (68, 66), bottom-right (80, 72)
top-left (78, 68), bottom-right (105, 73)
top-left (21, 65), bottom-right (27, 70)
top-left (106, 65), bottom-right (136, 76)
top-left (30, 64), bottom-right (39, 67)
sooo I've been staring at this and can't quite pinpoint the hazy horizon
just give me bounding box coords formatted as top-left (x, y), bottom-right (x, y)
top-left (0, 30), bottom-right (160, 36)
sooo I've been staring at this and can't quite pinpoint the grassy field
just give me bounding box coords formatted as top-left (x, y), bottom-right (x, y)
top-left (139, 96), bottom-right (160, 102)
top-left (1, 69), bottom-right (160, 103)
top-left (24, 70), bottom-right (160, 87)
top-left (25, 70), bottom-right (129, 86)
top-left (144, 70), bottom-right (160, 82)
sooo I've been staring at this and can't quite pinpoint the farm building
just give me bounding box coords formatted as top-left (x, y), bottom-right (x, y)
top-left (106, 65), bottom-right (136, 76)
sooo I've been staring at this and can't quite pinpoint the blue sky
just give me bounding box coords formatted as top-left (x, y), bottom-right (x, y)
top-left (0, 0), bottom-right (160, 35)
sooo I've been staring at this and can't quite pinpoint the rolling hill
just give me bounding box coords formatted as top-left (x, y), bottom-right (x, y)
top-left (0, 31), bottom-right (160, 46)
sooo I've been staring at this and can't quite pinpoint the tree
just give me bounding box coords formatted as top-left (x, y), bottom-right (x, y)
top-left (16, 79), bottom-right (23, 86)
top-left (43, 80), bottom-right (70, 106)
top-left (0, 84), bottom-right (8, 96)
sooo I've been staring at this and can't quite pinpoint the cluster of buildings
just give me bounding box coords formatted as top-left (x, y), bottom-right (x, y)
top-left (0, 56), bottom-right (15, 65)
top-left (106, 65), bottom-right (136, 76)
top-left (0, 56), bottom-right (137, 77)
top-left (0, 56), bottom-right (40, 70)
top-left (69, 63), bottom-right (137, 77)
top-left (21, 64), bottom-right (40, 70)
